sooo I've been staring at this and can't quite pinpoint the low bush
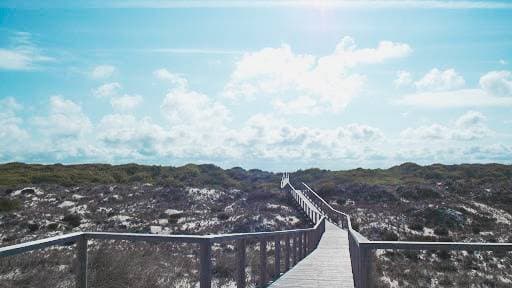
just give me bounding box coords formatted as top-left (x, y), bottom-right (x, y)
top-left (434, 227), bottom-right (449, 236)
top-left (409, 222), bottom-right (424, 231)
top-left (0, 198), bottom-right (20, 212)
top-left (381, 230), bottom-right (399, 241)
top-left (62, 214), bottom-right (81, 228)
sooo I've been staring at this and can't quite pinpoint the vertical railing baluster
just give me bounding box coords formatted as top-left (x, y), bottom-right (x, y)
top-left (259, 240), bottom-right (267, 287)
top-left (274, 238), bottom-right (281, 278)
top-left (77, 235), bottom-right (88, 288)
top-left (302, 232), bottom-right (307, 257)
top-left (298, 233), bottom-right (303, 260)
top-left (285, 235), bottom-right (291, 270)
top-left (292, 236), bottom-right (297, 265)
top-left (236, 239), bottom-right (246, 288)
top-left (200, 239), bottom-right (212, 288)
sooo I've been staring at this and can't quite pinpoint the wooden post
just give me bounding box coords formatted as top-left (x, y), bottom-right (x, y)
top-left (302, 233), bottom-right (307, 257)
top-left (200, 240), bottom-right (212, 288)
top-left (76, 235), bottom-right (87, 288)
top-left (236, 239), bottom-right (246, 288)
top-left (310, 231), bottom-right (314, 251)
top-left (259, 240), bottom-right (267, 287)
top-left (274, 238), bottom-right (281, 278)
top-left (359, 246), bottom-right (372, 288)
top-left (292, 236), bottom-right (297, 265)
top-left (285, 235), bottom-right (291, 270)
top-left (298, 234), bottom-right (303, 260)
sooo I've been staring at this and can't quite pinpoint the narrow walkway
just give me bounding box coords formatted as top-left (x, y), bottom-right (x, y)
top-left (269, 221), bottom-right (354, 288)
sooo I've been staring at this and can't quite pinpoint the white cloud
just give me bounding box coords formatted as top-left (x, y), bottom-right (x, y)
top-left (499, 59), bottom-right (507, 65)
top-left (272, 96), bottom-right (321, 115)
top-left (0, 32), bottom-right (52, 70)
top-left (110, 94), bottom-right (143, 111)
top-left (224, 37), bottom-right (411, 112)
top-left (153, 68), bottom-right (188, 89)
top-left (160, 86), bottom-right (234, 157)
top-left (400, 110), bottom-right (491, 141)
top-left (93, 82), bottom-right (122, 98)
top-left (414, 68), bottom-right (465, 91)
top-left (479, 70), bottom-right (512, 97)
top-left (236, 113), bottom-right (384, 160)
top-left (34, 96), bottom-right (92, 138)
top-left (394, 70), bottom-right (412, 88)
top-left (97, 114), bottom-right (167, 158)
top-left (0, 97), bottom-right (23, 111)
top-left (91, 65), bottom-right (116, 79)
top-left (0, 98), bottom-right (30, 157)
top-left (162, 87), bottom-right (229, 128)
top-left (397, 70), bottom-right (512, 108)
top-left (92, 82), bottom-right (143, 110)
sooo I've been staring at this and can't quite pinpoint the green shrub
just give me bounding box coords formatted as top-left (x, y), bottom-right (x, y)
top-left (434, 227), bottom-right (449, 236)
top-left (217, 212), bottom-right (229, 221)
top-left (62, 214), bottom-right (81, 228)
top-left (382, 230), bottom-right (399, 241)
top-left (409, 222), bottom-right (424, 231)
top-left (0, 198), bottom-right (20, 212)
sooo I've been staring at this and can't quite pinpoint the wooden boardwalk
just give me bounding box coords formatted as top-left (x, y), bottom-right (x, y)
top-left (269, 217), bottom-right (354, 287)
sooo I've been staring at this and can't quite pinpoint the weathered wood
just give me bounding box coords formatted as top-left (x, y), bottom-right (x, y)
top-left (359, 246), bottom-right (371, 288)
top-left (269, 222), bottom-right (354, 288)
top-left (292, 236), bottom-right (297, 265)
top-left (0, 232), bottom-right (82, 257)
top-left (236, 239), bottom-right (246, 288)
top-left (298, 234), bottom-right (303, 260)
top-left (302, 232), bottom-right (307, 257)
top-left (199, 240), bottom-right (212, 288)
top-left (285, 235), bottom-right (291, 270)
top-left (76, 236), bottom-right (88, 288)
top-left (259, 240), bottom-right (267, 287)
top-left (274, 238), bottom-right (281, 278)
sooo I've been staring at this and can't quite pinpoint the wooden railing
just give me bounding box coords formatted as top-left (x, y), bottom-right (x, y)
top-left (0, 186), bottom-right (325, 288)
top-left (298, 181), bottom-right (512, 288)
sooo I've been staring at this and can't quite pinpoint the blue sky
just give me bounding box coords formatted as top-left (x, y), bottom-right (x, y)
top-left (1, 0), bottom-right (512, 171)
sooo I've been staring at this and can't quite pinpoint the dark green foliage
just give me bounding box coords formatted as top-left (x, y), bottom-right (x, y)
top-left (437, 250), bottom-right (451, 260)
top-left (0, 163), bottom-right (281, 191)
top-left (217, 212), bottom-right (229, 221)
top-left (27, 222), bottom-right (39, 232)
top-left (0, 197), bottom-right (20, 212)
top-left (397, 185), bottom-right (440, 200)
top-left (418, 207), bottom-right (465, 229)
top-left (317, 181), bottom-right (336, 197)
top-left (336, 198), bottom-right (346, 206)
top-left (47, 223), bottom-right (59, 231)
top-left (434, 227), bottom-right (449, 236)
top-left (247, 189), bottom-right (274, 202)
top-left (381, 230), bottom-right (399, 241)
top-left (409, 221), bottom-right (424, 231)
top-left (62, 214), bottom-right (81, 228)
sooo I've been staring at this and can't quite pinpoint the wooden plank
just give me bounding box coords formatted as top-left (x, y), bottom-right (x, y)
top-left (269, 222), bottom-right (355, 288)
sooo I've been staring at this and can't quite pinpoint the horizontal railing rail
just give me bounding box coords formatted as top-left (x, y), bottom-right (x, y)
top-left (294, 180), bottom-right (512, 288)
top-left (0, 183), bottom-right (325, 288)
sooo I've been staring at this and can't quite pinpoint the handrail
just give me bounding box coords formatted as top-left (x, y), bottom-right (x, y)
top-left (295, 180), bottom-right (512, 288)
top-left (0, 182), bottom-right (326, 288)
top-left (0, 232), bottom-right (82, 257)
